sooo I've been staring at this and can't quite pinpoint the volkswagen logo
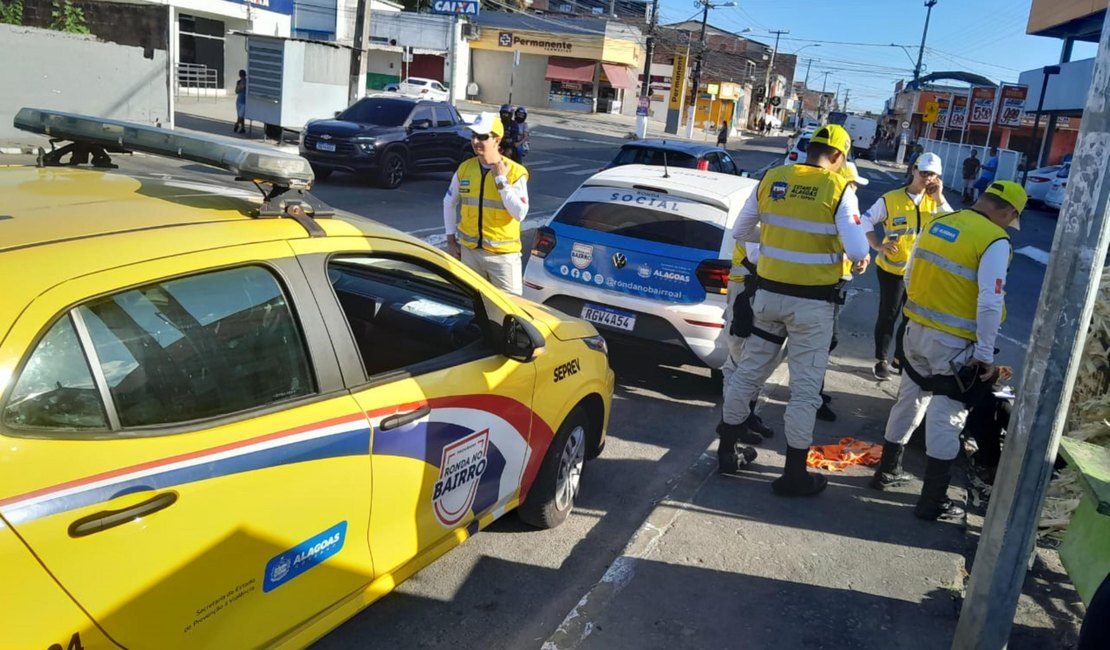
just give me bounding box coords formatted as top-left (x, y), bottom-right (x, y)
top-left (612, 252), bottom-right (627, 269)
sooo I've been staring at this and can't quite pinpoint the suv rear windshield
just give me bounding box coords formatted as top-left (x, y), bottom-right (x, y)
top-left (338, 98), bottom-right (414, 126)
top-left (796, 137), bottom-right (810, 153)
top-left (553, 199), bottom-right (724, 250)
top-left (613, 147), bottom-right (698, 168)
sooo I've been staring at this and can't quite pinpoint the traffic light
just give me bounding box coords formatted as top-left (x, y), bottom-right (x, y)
top-left (754, 87), bottom-right (766, 103)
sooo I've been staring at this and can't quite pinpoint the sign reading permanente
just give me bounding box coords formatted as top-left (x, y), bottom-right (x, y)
top-left (498, 32), bottom-right (573, 53)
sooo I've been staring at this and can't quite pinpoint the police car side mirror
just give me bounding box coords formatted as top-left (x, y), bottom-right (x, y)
top-left (503, 314), bottom-right (546, 363)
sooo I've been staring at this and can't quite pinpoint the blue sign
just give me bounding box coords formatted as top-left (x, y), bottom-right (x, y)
top-left (431, 0), bottom-right (480, 16)
top-left (263, 521), bottom-right (347, 592)
top-left (233, 0), bottom-right (295, 16)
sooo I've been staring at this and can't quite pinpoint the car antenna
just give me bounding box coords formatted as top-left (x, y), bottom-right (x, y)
top-left (662, 150), bottom-right (670, 178)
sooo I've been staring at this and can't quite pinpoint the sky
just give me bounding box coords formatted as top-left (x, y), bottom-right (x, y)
top-left (654, 0), bottom-right (1099, 113)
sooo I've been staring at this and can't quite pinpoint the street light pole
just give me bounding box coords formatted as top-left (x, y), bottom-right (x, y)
top-left (636, 0), bottom-right (660, 138)
top-left (1021, 64), bottom-right (1061, 185)
top-left (686, 0), bottom-right (735, 138)
top-left (913, 0), bottom-right (938, 89)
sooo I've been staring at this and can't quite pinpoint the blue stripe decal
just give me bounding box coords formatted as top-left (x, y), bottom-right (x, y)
top-left (551, 223), bottom-right (717, 260)
top-left (7, 427), bottom-right (371, 526)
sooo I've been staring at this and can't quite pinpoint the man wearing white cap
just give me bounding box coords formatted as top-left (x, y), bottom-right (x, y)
top-left (443, 111), bottom-right (530, 294)
top-left (862, 151), bottom-right (953, 381)
top-left (871, 181), bottom-right (1026, 521)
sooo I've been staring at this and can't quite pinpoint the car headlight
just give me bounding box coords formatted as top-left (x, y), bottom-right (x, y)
top-left (582, 335), bottom-right (608, 355)
top-left (353, 137), bottom-right (376, 154)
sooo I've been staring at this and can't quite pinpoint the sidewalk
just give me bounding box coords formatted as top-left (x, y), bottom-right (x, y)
top-left (543, 288), bottom-right (1085, 649)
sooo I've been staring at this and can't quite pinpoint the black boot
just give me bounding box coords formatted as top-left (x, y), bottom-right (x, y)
top-left (747, 402), bottom-right (775, 438)
top-left (870, 441), bottom-right (915, 490)
top-left (717, 420), bottom-right (760, 474)
top-left (771, 446), bottom-right (828, 497)
top-left (914, 456), bottom-right (966, 521)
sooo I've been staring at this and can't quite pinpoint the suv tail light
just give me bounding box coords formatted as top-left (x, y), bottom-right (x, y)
top-left (788, 152), bottom-right (798, 161)
top-left (697, 159), bottom-right (710, 171)
top-left (531, 226), bottom-right (556, 258)
top-left (695, 259), bottom-right (730, 294)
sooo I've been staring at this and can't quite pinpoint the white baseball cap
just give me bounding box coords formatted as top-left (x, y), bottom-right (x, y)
top-left (916, 152), bottom-right (943, 175)
top-left (467, 111), bottom-right (504, 137)
top-left (839, 161), bottom-right (869, 186)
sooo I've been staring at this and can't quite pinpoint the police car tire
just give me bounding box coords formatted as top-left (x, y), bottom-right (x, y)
top-left (518, 407), bottom-right (589, 529)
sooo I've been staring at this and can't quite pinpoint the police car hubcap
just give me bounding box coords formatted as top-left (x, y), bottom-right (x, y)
top-left (556, 425), bottom-right (586, 511)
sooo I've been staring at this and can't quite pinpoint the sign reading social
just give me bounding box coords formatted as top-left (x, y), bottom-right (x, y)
top-left (432, 0), bottom-right (480, 15)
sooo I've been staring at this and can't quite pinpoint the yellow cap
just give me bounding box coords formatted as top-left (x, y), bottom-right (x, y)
top-left (809, 124), bottom-right (852, 155)
top-left (985, 180), bottom-right (1028, 215)
top-left (839, 161), bottom-right (868, 186)
top-left (468, 111), bottom-right (504, 138)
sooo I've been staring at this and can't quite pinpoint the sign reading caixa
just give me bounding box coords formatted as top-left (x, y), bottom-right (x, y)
top-left (431, 0), bottom-right (479, 16)
top-left (497, 31), bottom-right (572, 53)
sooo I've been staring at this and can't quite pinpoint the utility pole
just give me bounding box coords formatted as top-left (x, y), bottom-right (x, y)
top-left (636, 0), bottom-right (660, 138)
top-left (817, 70), bottom-right (831, 123)
top-left (761, 29), bottom-right (789, 118)
top-left (913, 0), bottom-right (938, 90)
top-left (834, 82), bottom-right (842, 111)
top-left (686, 0), bottom-right (736, 138)
top-left (843, 87), bottom-right (850, 113)
top-left (348, 0), bottom-right (371, 106)
top-left (952, 10), bottom-right (1110, 648)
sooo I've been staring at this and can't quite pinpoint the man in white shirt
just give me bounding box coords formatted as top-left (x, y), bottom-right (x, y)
top-left (871, 181), bottom-right (1025, 521)
top-left (442, 112), bottom-right (530, 295)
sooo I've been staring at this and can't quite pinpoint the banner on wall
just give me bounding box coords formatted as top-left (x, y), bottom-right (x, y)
top-left (996, 84), bottom-right (1029, 128)
top-left (969, 86), bottom-right (998, 125)
top-left (948, 93), bottom-right (969, 130)
top-left (935, 94), bottom-right (952, 129)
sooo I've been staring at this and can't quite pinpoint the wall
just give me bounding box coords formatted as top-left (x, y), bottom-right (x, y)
top-left (19, 0), bottom-right (167, 51)
top-left (1027, 0), bottom-right (1106, 33)
top-left (472, 49), bottom-right (549, 108)
top-left (0, 24), bottom-right (170, 146)
top-left (1020, 58), bottom-right (1096, 112)
top-left (366, 49), bottom-right (403, 89)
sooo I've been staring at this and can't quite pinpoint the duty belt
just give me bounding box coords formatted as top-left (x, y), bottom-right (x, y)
top-left (757, 277), bottom-right (847, 305)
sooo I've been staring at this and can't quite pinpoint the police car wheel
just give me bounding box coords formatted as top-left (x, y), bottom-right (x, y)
top-left (519, 408), bottom-right (589, 529)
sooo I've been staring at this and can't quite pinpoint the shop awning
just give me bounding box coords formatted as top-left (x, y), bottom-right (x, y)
top-left (545, 57), bottom-right (595, 83)
top-left (601, 63), bottom-right (637, 90)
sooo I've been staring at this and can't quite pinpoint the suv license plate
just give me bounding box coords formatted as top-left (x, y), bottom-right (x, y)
top-left (581, 304), bottom-right (636, 332)
top-left (316, 141), bottom-right (336, 152)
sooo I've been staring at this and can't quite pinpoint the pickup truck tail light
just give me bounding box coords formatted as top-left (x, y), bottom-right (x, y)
top-left (697, 159), bottom-right (710, 171)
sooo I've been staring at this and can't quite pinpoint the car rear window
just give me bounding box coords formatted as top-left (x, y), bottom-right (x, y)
top-left (338, 98), bottom-right (413, 126)
top-left (1059, 164), bottom-right (1071, 179)
top-left (613, 147), bottom-right (698, 168)
top-left (796, 137), bottom-right (810, 153)
top-left (553, 188), bottom-right (725, 250)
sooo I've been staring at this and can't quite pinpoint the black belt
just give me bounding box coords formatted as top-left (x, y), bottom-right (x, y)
top-left (757, 278), bottom-right (846, 305)
top-left (894, 320), bottom-right (991, 407)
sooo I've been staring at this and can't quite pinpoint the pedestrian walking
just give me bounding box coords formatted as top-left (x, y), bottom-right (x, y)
top-left (719, 124), bottom-right (870, 496)
top-left (717, 120), bottom-right (730, 148)
top-left (442, 111), bottom-right (530, 295)
top-left (870, 181), bottom-right (1027, 521)
top-left (961, 149), bottom-right (981, 203)
top-left (972, 147), bottom-right (999, 200)
top-left (234, 69), bottom-right (247, 134)
top-left (865, 152), bottom-right (953, 381)
top-left (759, 116), bottom-right (767, 135)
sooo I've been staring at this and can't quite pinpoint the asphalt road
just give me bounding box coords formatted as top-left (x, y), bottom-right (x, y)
top-left (2, 132), bottom-right (1056, 647)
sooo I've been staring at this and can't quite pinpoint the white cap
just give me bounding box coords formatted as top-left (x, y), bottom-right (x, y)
top-left (467, 111), bottom-right (504, 137)
top-left (840, 161), bottom-right (869, 186)
top-left (916, 152), bottom-right (943, 175)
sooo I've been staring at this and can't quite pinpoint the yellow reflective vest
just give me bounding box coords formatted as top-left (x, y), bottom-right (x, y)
top-left (455, 157), bottom-right (529, 254)
top-left (755, 164), bottom-right (850, 287)
top-left (875, 188), bottom-right (943, 276)
top-left (904, 209), bottom-right (1010, 341)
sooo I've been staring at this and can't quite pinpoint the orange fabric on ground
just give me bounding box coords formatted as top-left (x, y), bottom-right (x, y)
top-left (807, 437), bottom-right (883, 471)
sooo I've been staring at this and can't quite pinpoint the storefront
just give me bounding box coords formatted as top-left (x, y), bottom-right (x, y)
top-left (468, 13), bottom-right (642, 115)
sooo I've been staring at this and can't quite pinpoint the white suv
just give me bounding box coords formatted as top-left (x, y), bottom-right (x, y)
top-left (522, 165), bottom-right (758, 370)
top-left (385, 77), bottom-right (449, 101)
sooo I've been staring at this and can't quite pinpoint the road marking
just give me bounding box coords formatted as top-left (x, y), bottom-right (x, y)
top-left (534, 132), bottom-right (619, 146)
top-left (411, 211), bottom-right (554, 248)
top-left (568, 168), bottom-right (601, 176)
top-left (529, 163), bottom-right (580, 172)
top-left (1016, 245), bottom-right (1050, 265)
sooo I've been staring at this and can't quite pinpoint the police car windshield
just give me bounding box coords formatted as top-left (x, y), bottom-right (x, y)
top-left (338, 98), bottom-right (414, 126)
top-left (613, 147), bottom-right (697, 168)
top-left (553, 200), bottom-right (724, 250)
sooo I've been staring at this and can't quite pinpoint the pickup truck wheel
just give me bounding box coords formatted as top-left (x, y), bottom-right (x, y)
top-left (518, 407), bottom-right (588, 529)
top-left (377, 151), bottom-right (405, 189)
top-left (310, 165), bottom-right (332, 182)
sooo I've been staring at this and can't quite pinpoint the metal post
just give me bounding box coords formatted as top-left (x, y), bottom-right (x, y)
top-left (636, 0), bottom-right (660, 138)
top-left (686, 0), bottom-right (711, 138)
top-left (818, 71), bottom-right (831, 123)
top-left (952, 10), bottom-right (1110, 648)
top-left (761, 29), bottom-right (788, 119)
top-left (348, 0), bottom-right (371, 105)
top-left (843, 87), bottom-right (850, 113)
top-left (1022, 65), bottom-right (1060, 185)
top-left (913, 1), bottom-right (938, 90)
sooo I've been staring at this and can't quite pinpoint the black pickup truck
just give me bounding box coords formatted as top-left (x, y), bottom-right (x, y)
top-left (300, 95), bottom-right (472, 189)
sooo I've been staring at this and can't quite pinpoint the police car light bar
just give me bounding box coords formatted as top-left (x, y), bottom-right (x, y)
top-left (13, 107), bottom-right (314, 190)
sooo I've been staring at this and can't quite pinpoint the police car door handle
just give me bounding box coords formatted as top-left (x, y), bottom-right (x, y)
top-left (379, 404), bottom-right (431, 431)
top-left (67, 491), bottom-right (179, 538)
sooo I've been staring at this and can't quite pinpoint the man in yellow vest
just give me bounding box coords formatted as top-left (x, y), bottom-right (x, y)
top-left (871, 181), bottom-right (1026, 521)
top-left (864, 152), bottom-right (953, 380)
top-left (443, 111), bottom-right (530, 295)
top-left (721, 124), bottom-right (870, 496)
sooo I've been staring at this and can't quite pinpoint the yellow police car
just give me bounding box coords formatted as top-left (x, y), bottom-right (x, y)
top-left (0, 109), bottom-right (613, 649)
